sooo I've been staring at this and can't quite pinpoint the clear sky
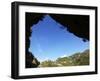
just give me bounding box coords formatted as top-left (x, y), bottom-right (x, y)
top-left (29, 15), bottom-right (89, 62)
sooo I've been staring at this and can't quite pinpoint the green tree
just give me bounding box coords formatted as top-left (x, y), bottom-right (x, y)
top-left (39, 49), bottom-right (89, 67)
top-left (40, 60), bottom-right (58, 67)
top-left (69, 50), bottom-right (89, 65)
top-left (56, 57), bottom-right (73, 66)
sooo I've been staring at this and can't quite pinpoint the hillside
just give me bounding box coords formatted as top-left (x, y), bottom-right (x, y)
top-left (39, 49), bottom-right (89, 67)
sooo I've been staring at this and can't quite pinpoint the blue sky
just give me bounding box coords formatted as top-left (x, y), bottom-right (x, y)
top-left (29, 15), bottom-right (89, 62)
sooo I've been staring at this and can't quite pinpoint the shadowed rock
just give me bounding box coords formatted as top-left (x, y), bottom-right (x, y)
top-left (26, 52), bottom-right (40, 68)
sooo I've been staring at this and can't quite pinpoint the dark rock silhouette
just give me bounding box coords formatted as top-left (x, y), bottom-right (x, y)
top-left (25, 13), bottom-right (89, 68)
top-left (25, 13), bottom-right (43, 68)
top-left (26, 52), bottom-right (40, 68)
top-left (50, 14), bottom-right (89, 41)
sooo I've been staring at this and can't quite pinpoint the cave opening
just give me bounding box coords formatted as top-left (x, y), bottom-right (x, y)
top-left (25, 13), bottom-right (89, 68)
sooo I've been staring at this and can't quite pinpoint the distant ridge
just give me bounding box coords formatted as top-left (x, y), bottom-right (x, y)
top-left (39, 49), bottom-right (89, 67)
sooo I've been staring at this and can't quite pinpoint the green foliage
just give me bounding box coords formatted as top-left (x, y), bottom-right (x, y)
top-left (40, 60), bottom-right (58, 67)
top-left (70, 49), bottom-right (89, 65)
top-left (56, 57), bottom-right (73, 66)
top-left (39, 49), bottom-right (89, 67)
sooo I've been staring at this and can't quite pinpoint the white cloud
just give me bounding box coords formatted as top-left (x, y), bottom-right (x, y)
top-left (60, 54), bottom-right (67, 58)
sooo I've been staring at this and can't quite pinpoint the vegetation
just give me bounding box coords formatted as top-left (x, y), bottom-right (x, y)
top-left (39, 49), bottom-right (89, 67)
top-left (39, 60), bottom-right (58, 67)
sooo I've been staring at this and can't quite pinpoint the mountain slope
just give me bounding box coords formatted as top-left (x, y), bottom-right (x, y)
top-left (39, 49), bottom-right (89, 67)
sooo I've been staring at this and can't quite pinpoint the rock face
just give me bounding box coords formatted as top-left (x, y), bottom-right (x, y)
top-left (50, 14), bottom-right (89, 41)
top-left (25, 13), bottom-right (89, 68)
top-left (26, 52), bottom-right (40, 68)
top-left (25, 13), bottom-right (43, 68)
